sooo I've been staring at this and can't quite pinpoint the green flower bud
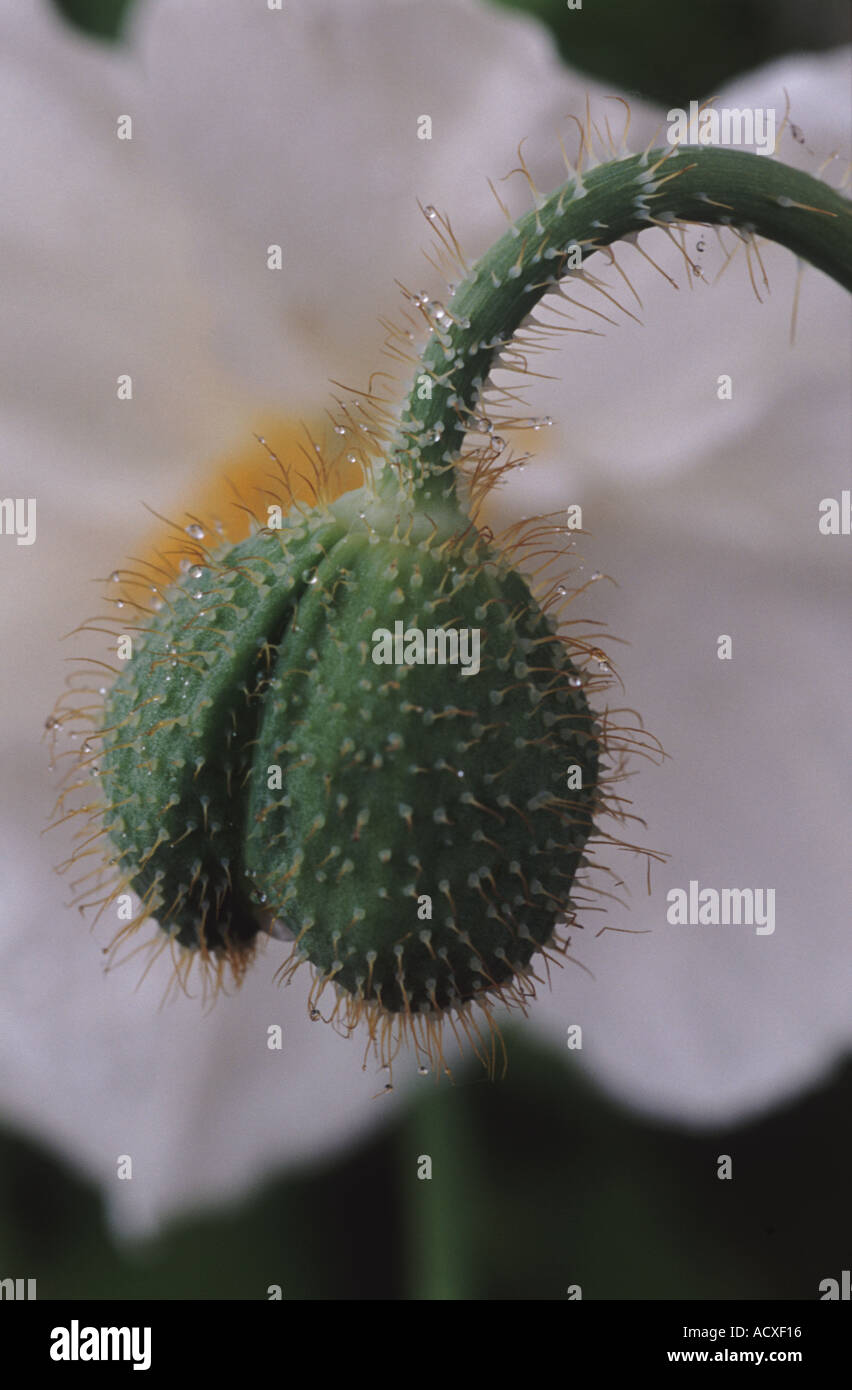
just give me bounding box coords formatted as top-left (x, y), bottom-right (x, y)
top-left (98, 508), bottom-right (349, 982)
top-left (244, 486), bottom-right (600, 1054)
top-left (51, 140), bottom-right (852, 1073)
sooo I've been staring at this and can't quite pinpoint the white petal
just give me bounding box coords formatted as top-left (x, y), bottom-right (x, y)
top-left (493, 51), bottom-right (852, 496)
top-left (523, 475), bottom-right (852, 1124)
top-left (132, 0), bottom-right (662, 404)
top-left (1, 762), bottom-right (420, 1237)
top-left (487, 53), bottom-right (852, 1122)
top-left (0, 0), bottom-right (249, 505)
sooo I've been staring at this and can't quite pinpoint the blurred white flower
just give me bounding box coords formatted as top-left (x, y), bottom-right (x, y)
top-left (0, 0), bottom-right (848, 1236)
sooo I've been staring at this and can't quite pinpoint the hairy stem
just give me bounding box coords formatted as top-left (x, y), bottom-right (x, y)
top-left (388, 147), bottom-right (852, 503)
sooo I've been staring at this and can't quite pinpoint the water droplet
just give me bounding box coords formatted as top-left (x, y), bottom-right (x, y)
top-left (346, 453), bottom-right (358, 465)
top-left (186, 523), bottom-right (205, 540)
top-left (310, 1008), bottom-right (320, 1020)
top-left (457, 769), bottom-right (465, 778)
top-left (114, 600), bottom-right (124, 609)
top-left (189, 565), bottom-right (204, 579)
top-left (556, 585), bottom-right (568, 596)
top-left (303, 569), bottom-right (319, 585)
top-left (418, 1064), bottom-right (430, 1075)
top-left (590, 571), bottom-right (602, 581)
top-left (109, 571), bottom-right (121, 583)
top-left (334, 425), bottom-right (347, 435)
top-left (424, 205), bottom-right (438, 221)
top-left (81, 740), bottom-right (92, 754)
top-left (568, 674), bottom-right (583, 688)
top-left (491, 436), bottom-right (505, 451)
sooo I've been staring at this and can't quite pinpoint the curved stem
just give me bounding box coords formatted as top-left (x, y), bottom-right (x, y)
top-left (389, 147), bottom-right (852, 503)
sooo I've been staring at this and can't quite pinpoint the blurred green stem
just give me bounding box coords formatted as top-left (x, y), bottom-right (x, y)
top-left (407, 1090), bottom-right (477, 1300)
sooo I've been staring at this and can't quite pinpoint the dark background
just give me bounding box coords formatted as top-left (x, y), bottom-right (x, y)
top-left (3, 0), bottom-right (849, 1300)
